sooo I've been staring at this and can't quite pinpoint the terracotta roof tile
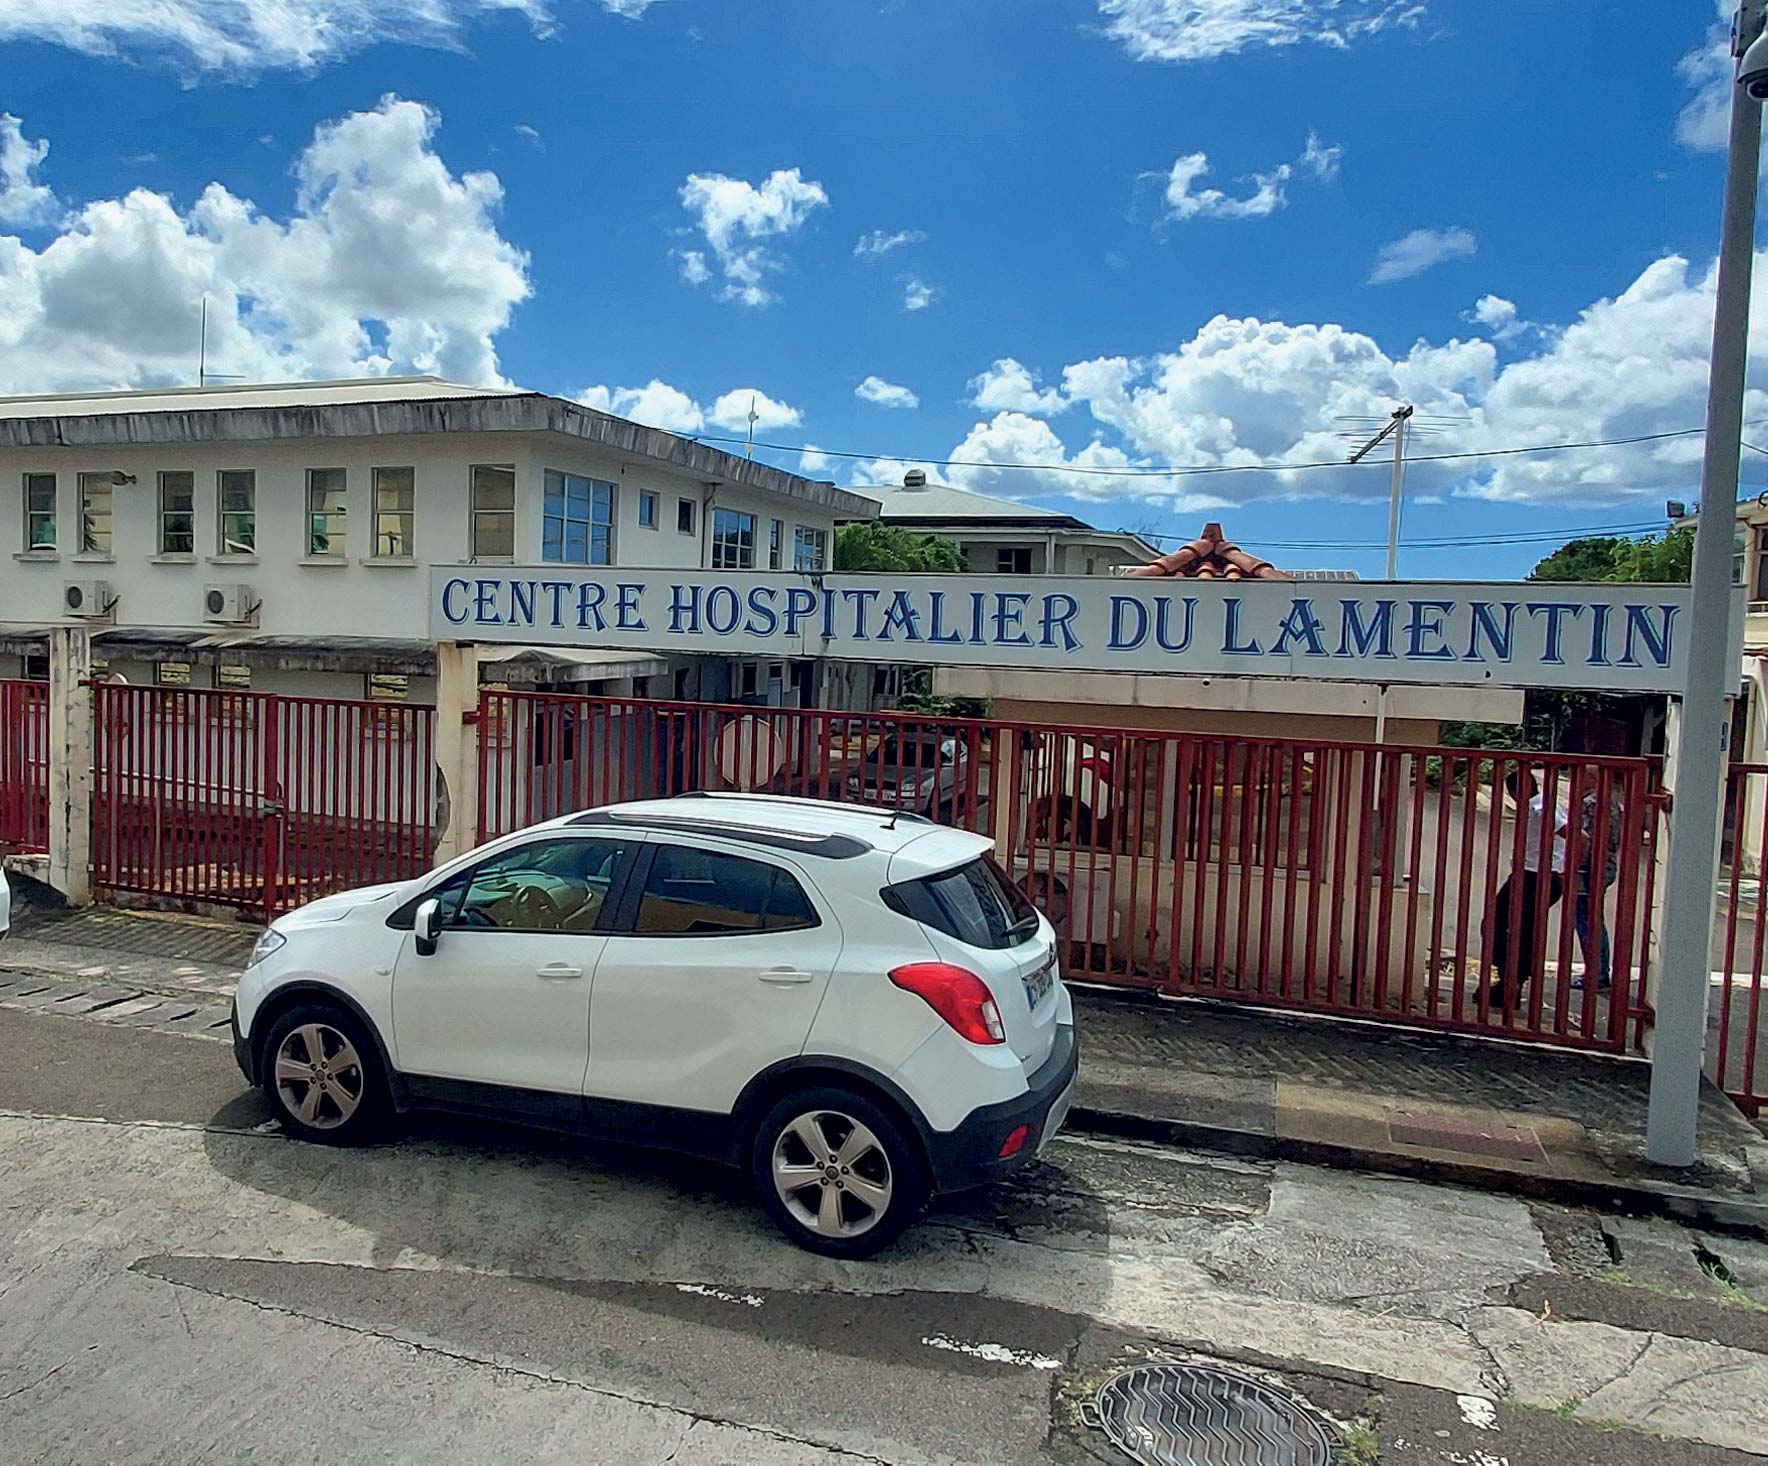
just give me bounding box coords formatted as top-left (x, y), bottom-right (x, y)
top-left (1126, 521), bottom-right (1288, 580)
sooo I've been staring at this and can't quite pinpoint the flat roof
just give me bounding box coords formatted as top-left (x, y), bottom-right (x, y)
top-left (0, 377), bottom-right (879, 521)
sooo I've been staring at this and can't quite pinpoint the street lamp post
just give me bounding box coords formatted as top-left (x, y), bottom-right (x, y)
top-left (1647, 1), bottom-right (1768, 1166)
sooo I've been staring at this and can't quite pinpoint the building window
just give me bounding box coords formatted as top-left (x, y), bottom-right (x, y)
top-left (156, 661), bottom-right (192, 687)
top-left (367, 673), bottom-right (409, 701)
top-left (997, 546), bottom-right (1032, 575)
top-left (23, 473), bottom-right (54, 551)
top-left (542, 470), bottom-right (613, 564)
top-left (78, 471), bottom-right (113, 554)
top-left (307, 468), bottom-right (347, 557)
top-left (158, 471), bottom-right (195, 554)
top-left (769, 518), bottom-right (784, 569)
top-left (217, 469), bottom-right (255, 554)
top-left (372, 466), bottom-right (415, 558)
top-left (470, 464), bottom-right (516, 558)
top-left (793, 525), bottom-right (828, 571)
top-left (639, 490), bottom-right (659, 529)
top-left (217, 663), bottom-right (252, 689)
top-left (711, 508), bottom-right (756, 570)
top-left (1736, 531), bottom-right (1749, 587)
top-left (677, 496), bottom-right (696, 535)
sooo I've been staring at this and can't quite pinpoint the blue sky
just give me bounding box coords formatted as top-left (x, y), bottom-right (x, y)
top-left (0, 1), bottom-right (1753, 577)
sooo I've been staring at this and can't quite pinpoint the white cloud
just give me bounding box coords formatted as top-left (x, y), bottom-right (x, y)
top-left (1160, 133), bottom-right (1340, 222)
top-left (1368, 225), bottom-right (1476, 283)
top-left (0, 114), bottom-right (58, 227)
top-left (709, 388), bottom-right (802, 432)
top-left (0, 95), bottom-right (529, 393)
top-left (513, 123), bottom-right (543, 151)
top-left (902, 275), bottom-right (936, 310)
top-left (942, 246), bottom-right (1766, 508)
top-left (576, 380), bottom-right (705, 433)
top-left (855, 374), bottom-right (919, 409)
top-left (0, 0), bottom-right (657, 77)
top-left (1098, 0), bottom-right (1423, 64)
top-left (968, 357), bottom-right (1068, 415)
top-left (854, 228), bottom-right (925, 258)
top-left (1466, 293), bottom-right (1535, 344)
top-left (677, 167), bottom-right (828, 306)
top-left (799, 444), bottom-right (834, 474)
top-left (1676, 4), bottom-right (1732, 152)
top-left (1299, 129), bottom-right (1342, 180)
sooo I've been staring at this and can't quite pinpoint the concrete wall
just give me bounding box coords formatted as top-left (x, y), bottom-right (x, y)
top-left (1, 430), bottom-right (839, 642)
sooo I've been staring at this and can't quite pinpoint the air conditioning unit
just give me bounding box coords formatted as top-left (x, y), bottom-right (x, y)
top-left (63, 580), bottom-right (113, 619)
top-left (203, 583), bottom-right (255, 625)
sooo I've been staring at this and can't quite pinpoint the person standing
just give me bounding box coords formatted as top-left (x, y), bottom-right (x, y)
top-left (1489, 767), bottom-right (1567, 1011)
top-left (1571, 782), bottom-right (1623, 993)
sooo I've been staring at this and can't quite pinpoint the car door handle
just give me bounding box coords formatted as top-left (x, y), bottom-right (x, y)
top-left (759, 967), bottom-right (815, 985)
top-left (536, 963), bottom-right (584, 980)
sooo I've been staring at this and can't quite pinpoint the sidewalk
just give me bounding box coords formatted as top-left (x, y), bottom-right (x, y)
top-left (1070, 984), bottom-right (1768, 1234)
top-left (6, 896), bottom-right (1768, 1232)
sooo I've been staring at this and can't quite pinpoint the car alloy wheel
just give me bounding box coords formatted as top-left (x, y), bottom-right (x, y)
top-left (274, 1021), bottom-right (366, 1130)
top-left (770, 1108), bottom-right (895, 1239)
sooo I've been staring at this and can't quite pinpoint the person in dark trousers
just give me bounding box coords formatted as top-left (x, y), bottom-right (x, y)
top-left (1571, 783), bottom-right (1623, 993)
top-left (1489, 768), bottom-right (1566, 1011)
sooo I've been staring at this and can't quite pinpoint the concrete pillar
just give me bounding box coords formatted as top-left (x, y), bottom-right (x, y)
top-left (433, 641), bottom-right (481, 864)
top-left (46, 626), bottom-right (92, 904)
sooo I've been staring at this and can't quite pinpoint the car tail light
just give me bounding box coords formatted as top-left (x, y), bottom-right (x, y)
top-left (889, 962), bottom-right (1005, 1045)
top-left (998, 1125), bottom-right (1031, 1158)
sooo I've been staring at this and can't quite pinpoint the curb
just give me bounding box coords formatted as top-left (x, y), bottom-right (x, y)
top-left (1067, 1103), bottom-right (1768, 1241)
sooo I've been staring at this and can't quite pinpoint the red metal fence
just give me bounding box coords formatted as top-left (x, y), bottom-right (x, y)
top-left (1714, 763), bottom-right (1768, 1114)
top-left (480, 690), bottom-right (1664, 1053)
top-left (92, 683), bottom-right (436, 916)
top-left (0, 678), bottom-right (50, 854)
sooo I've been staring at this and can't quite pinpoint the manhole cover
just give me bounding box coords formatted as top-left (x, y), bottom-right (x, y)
top-left (1085, 1364), bottom-right (1335, 1466)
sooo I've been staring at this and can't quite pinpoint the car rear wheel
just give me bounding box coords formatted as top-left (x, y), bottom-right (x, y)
top-left (751, 1087), bottom-right (926, 1258)
top-left (260, 1003), bottom-right (388, 1146)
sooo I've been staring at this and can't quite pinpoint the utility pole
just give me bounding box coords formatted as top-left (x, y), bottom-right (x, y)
top-left (1348, 404), bottom-right (1414, 742)
top-left (1647, 1), bottom-right (1767, 1166)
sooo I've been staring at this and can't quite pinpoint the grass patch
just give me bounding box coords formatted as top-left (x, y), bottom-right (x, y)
top-left (1336, 1420), bottom-right (1379, 1465)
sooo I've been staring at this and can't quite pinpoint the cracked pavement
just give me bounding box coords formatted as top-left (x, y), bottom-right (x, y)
top-left (1, 1001), bottom-right (1766, 1463)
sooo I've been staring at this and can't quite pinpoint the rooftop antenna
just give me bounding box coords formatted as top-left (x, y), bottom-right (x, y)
top-left (745, 395), bottom-right (759, 458)
top-left (197, 294), bottom-right (247, 389)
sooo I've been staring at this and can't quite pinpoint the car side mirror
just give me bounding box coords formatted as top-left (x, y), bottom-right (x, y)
top-left (414, 897), bottom-right (442, 957)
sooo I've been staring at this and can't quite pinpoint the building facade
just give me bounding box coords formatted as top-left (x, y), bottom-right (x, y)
top-left (0, 378), bottom-right (876, 706)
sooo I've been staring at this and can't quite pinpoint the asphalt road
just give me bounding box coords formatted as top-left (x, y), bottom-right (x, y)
top-left (1, 1002), bottom-right (1767, 1464)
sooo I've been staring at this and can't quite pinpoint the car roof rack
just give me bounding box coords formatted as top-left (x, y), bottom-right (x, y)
top-left (567, 808), bottom-right (873, 859)
top-left (680, 791), bottom-right (934, 825)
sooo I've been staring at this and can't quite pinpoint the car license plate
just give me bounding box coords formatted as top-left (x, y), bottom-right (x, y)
top-left (1023, 960), bottom-right (1054, 1008)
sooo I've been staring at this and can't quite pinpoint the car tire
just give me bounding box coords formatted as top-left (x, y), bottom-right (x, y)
top-left (260, 1002), bottom-right (389, 1147)
top-left (750, 1086), bottom-right (928, 1258)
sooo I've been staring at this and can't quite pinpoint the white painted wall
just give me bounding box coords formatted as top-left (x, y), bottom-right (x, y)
top-left (1, 430), bottom-right (839, 641)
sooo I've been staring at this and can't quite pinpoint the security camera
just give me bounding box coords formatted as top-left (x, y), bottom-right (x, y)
top-left (1741, 27), bottom-right (1768, 100)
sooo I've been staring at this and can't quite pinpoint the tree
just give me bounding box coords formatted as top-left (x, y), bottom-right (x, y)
top-left (1529, 528), bottom-right (1692, 584)
top-left (834, 522), bottom-right (965, 573)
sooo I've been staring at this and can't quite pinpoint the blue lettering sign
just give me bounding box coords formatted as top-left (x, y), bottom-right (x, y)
top-left (1156, 596), bottom-right (1197, 653)
top-left (669, 584), bottom-right (701, 634)
top-left (991, 592), bottom-right (1032, 646)
top-left (745, 585), bottom-right (780, 637)
top-left (473, 579), bottom-right (501, 625)
top-left (1619, 604), bottom-right (1678, 668)
top-left (441, 578), bottom-right (470, 624)
top-left (926, 591), bottom-right (963, 645)
top-left (784, 587), bottom-right (818, 638)
top-left (576, 580), bottom-right (607, 632)
top-left (1109, 596), bottom-right (1147, 651)
top-left (1337, 600), bottom-right (1395, 659)
top-left (1464, 601), bottom-right (1517, 663)
top-left (615, 583), bottom-right (645, 631)
top-left (542, 581), bottom-right (572, 627)
top-left (1270, 598), bottom-right (1327, 658)
top-left (1525, 601), bottom-right (1583, 665)
top-left (1039, 593), bottom-right (1081, 652)
top-left (1222, 599), bottom-right (1262, 656)
top-left (878, 590), bottom-right (923, 642)
top-left (1405, 600), bottom-right (1457, 660)
top-left (842, 587), bottom-right (882, 639)
top-left (706, 585), bottom-right (741, 635)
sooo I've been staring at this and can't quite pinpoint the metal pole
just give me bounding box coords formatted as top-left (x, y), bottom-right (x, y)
top-left (1372, 405), bottom-right (1411, 745)
top-left (1647, 23), bottom-right (1762, 1166)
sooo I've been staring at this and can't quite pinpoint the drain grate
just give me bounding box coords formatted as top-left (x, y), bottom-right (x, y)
top-left (1083, 1363), bottom-right (1335, 1466)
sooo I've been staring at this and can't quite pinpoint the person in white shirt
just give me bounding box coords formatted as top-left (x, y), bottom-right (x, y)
top-left (1489, 767), bottom-right (1568, 1010)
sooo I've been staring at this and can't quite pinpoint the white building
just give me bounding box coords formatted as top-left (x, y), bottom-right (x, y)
top-left (853, 470), bottom-right (1159, 575)
top-left (0, 377), bottom-right (876, 706)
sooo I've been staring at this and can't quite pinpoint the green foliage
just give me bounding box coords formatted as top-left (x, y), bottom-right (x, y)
top-left (1530, 528), bottom-right (1692, 585)
top-left (834, 522), bottom-right (966, 573)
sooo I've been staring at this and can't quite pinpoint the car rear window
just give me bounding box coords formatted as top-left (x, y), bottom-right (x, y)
top-left (884, 856), bottom-right (1037, 950)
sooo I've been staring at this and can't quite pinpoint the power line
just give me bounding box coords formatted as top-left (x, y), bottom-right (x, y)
top-left (697, 424), bottom-right (1711, 482)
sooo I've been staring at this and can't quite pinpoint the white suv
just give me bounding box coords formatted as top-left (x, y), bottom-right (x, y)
top-left (232, 794), bottom-right (1077, 1256)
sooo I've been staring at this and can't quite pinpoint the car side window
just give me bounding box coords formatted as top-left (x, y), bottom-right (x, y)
top-left (432, 837), bottom-right (628, 934)
top-left (632, 844), bottom-right (819, 936)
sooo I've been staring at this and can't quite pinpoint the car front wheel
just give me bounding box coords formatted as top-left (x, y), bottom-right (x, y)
top-left (751, 1087), bottom-right (926, 1258)
top-left (260, 1003), bottom-right (388, 1146)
